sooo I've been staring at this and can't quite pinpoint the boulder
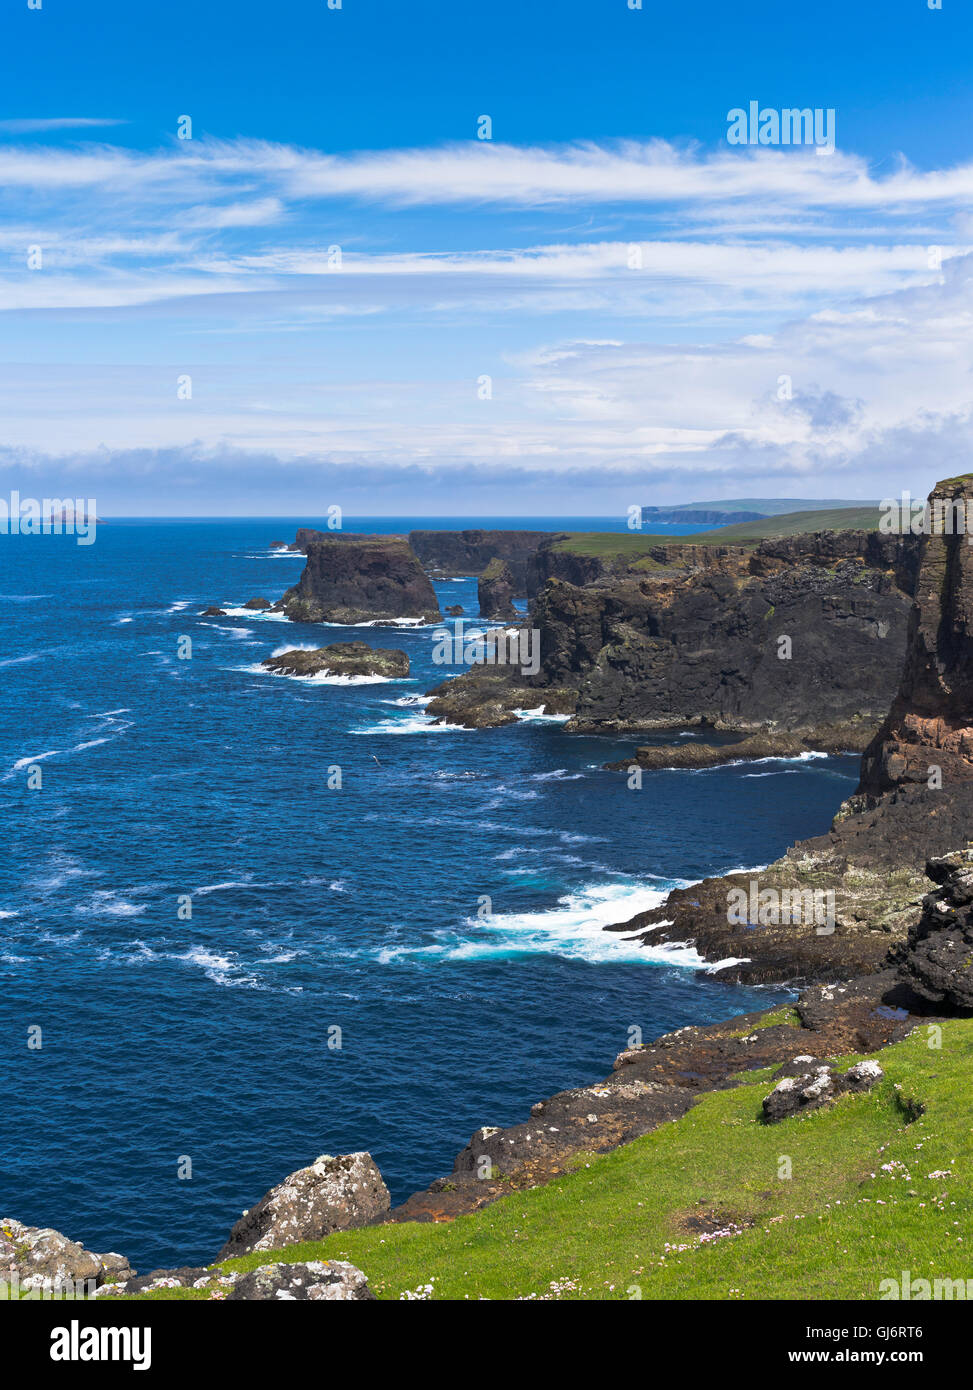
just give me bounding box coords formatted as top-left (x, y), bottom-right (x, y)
top-left (227, 1260), bottom-right (374, 1301)
top-left (244, 597), bottom-right (272, 610)
top-left (216, 1151), bottom-right (390, 1259)
top-left (762, 1058), bottom-right (883, 1122)
top-left (262, 641), bottom-right (409, 680)
top-left (201, 606), bottom-right (227, 617)
top-left (0, 1218), bottom-right (132, 1292)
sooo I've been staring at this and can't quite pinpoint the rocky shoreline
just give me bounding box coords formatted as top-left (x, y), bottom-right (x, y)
top-left (10, 477), bottom-right (973, 1300)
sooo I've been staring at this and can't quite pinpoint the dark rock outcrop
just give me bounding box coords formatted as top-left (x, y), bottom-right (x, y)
top-left (244, 597), bottom-right (272, 610)
top-left (477, 559), bottom-right (518, 620)
top-left (900, 852), bottom-right (973, 1009)
top-left (434, 529), bottom-right (913, 736)
top-left (262, 642), bottom-right (409, 680)
top-left (762, 1058), bottom-right (883, 1123)
top-left (858, 475), bottom-right (973, 798)
top-left (409, 529), bottom-right (549, 593)
top-left (604, 476), bottom-right (973, 982)
top-left (201, 606), bottom-right (227, 617)
top-left (217, 1151), bottom-right (390, 1260)
top-left (536, 534), bottom-right (913, 737)
top-left (606, 729), bottom-right (859, 772)
top-left (280, 536), bottom-right (441, 626)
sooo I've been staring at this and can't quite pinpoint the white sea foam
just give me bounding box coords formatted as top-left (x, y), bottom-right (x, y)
top-left (512, 705), bottom-right (571, 724)
top-left (353, 712), bottom-right (471, 733)
top-left (376, 880), bottom-right (696, 966)
top-left (74, 892), bottom-right (148, 918)
top-left (220, 606), bottom-right (290, 623)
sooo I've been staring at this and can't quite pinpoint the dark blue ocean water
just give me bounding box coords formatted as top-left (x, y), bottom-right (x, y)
top-left (0, 518), bottom-right (861, 1270)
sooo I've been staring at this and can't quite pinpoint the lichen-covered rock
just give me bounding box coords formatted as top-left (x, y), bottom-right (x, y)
top-left (0, 1218), bottom-right (132, 1292)
top-left (762, 1058), bottom-right (883, 1122)
top-left (227, 1260), bottom-right (374, 1301)
top-left (216, 1152), bottom-right (390, 1259)
top-left (900, 851), bottom-right (973, 1009)
top-left (262, 641), bottom-right (409, 680)
top-left (93, 1265), bottom-right (236, 1298)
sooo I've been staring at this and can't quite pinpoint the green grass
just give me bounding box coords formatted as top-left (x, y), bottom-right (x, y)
top-left (691, 507), bottom-right (882, 543)
top-left (550, 508), bottom-right (882, 563)
top-left (123, 1019), bottom-right (973, 1301)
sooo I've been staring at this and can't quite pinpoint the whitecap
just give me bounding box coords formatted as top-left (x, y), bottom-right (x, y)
top-left (512, 705), bottom-right (571, 724)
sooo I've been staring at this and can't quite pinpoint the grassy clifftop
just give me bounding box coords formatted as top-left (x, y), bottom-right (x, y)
top-left (125, 1018), bottom-right (973, 1301)
top-left (552, 506), bottom-right (882, 559)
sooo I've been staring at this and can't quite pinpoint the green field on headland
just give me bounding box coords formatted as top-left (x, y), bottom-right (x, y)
top-left (553, 506), bottom-right (882, 559)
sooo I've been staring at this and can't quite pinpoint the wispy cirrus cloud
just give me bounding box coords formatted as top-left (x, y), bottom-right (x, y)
top-left (0, 117), bottom-right (127, 135)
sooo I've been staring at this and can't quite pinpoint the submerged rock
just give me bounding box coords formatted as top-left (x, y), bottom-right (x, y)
top-left (217, 1151), bottom-right (390, 1259)
top-left (262, 641), bottom-right (409, 680)
top-left (0, 1218), bottom-right (132, 1292)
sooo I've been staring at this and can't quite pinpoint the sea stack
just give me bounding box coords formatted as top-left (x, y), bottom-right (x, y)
top-left (280, 534), bottom-right (442, 625)
top-left (477, 558), bottom-right (518, 620)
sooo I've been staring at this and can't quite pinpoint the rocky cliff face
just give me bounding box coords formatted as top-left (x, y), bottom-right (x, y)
top-left (857, 475), bottom-right (973, 796)
top-left (280, 535), bottom-right (441, 625)
top-left (409, 529), bottom-right (549, 593)
top-left (437, 530), bottom-right (915, 740)
top-left (477, 558), bottom-right (518, 619)
top-left (606, 477), bottom-right (973, 983)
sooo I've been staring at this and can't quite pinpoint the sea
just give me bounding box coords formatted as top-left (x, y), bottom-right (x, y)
top-left (0, 517), bottom-right (861, 1269)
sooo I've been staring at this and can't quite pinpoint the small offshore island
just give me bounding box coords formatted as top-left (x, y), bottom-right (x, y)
top-left (8, 480), bottom-right (973, 1303)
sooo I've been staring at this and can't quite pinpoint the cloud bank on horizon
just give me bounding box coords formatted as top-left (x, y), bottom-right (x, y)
top-left (2, 121), bottom-right (972, 512)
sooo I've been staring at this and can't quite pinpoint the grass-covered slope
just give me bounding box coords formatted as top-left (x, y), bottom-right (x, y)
top-left (551, 507), bottom-right (881, 560)
top-left (645, 498), bottom-right (877, 519)
top-left (131, 1020), bottom-right (973, 1301)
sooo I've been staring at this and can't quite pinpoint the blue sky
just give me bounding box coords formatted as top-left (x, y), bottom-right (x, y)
top-left (2, 0), bottom-right (972, 514)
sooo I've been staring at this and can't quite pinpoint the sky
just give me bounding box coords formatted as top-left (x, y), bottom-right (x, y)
top-left (1, 0), bottom-right (972, 515)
